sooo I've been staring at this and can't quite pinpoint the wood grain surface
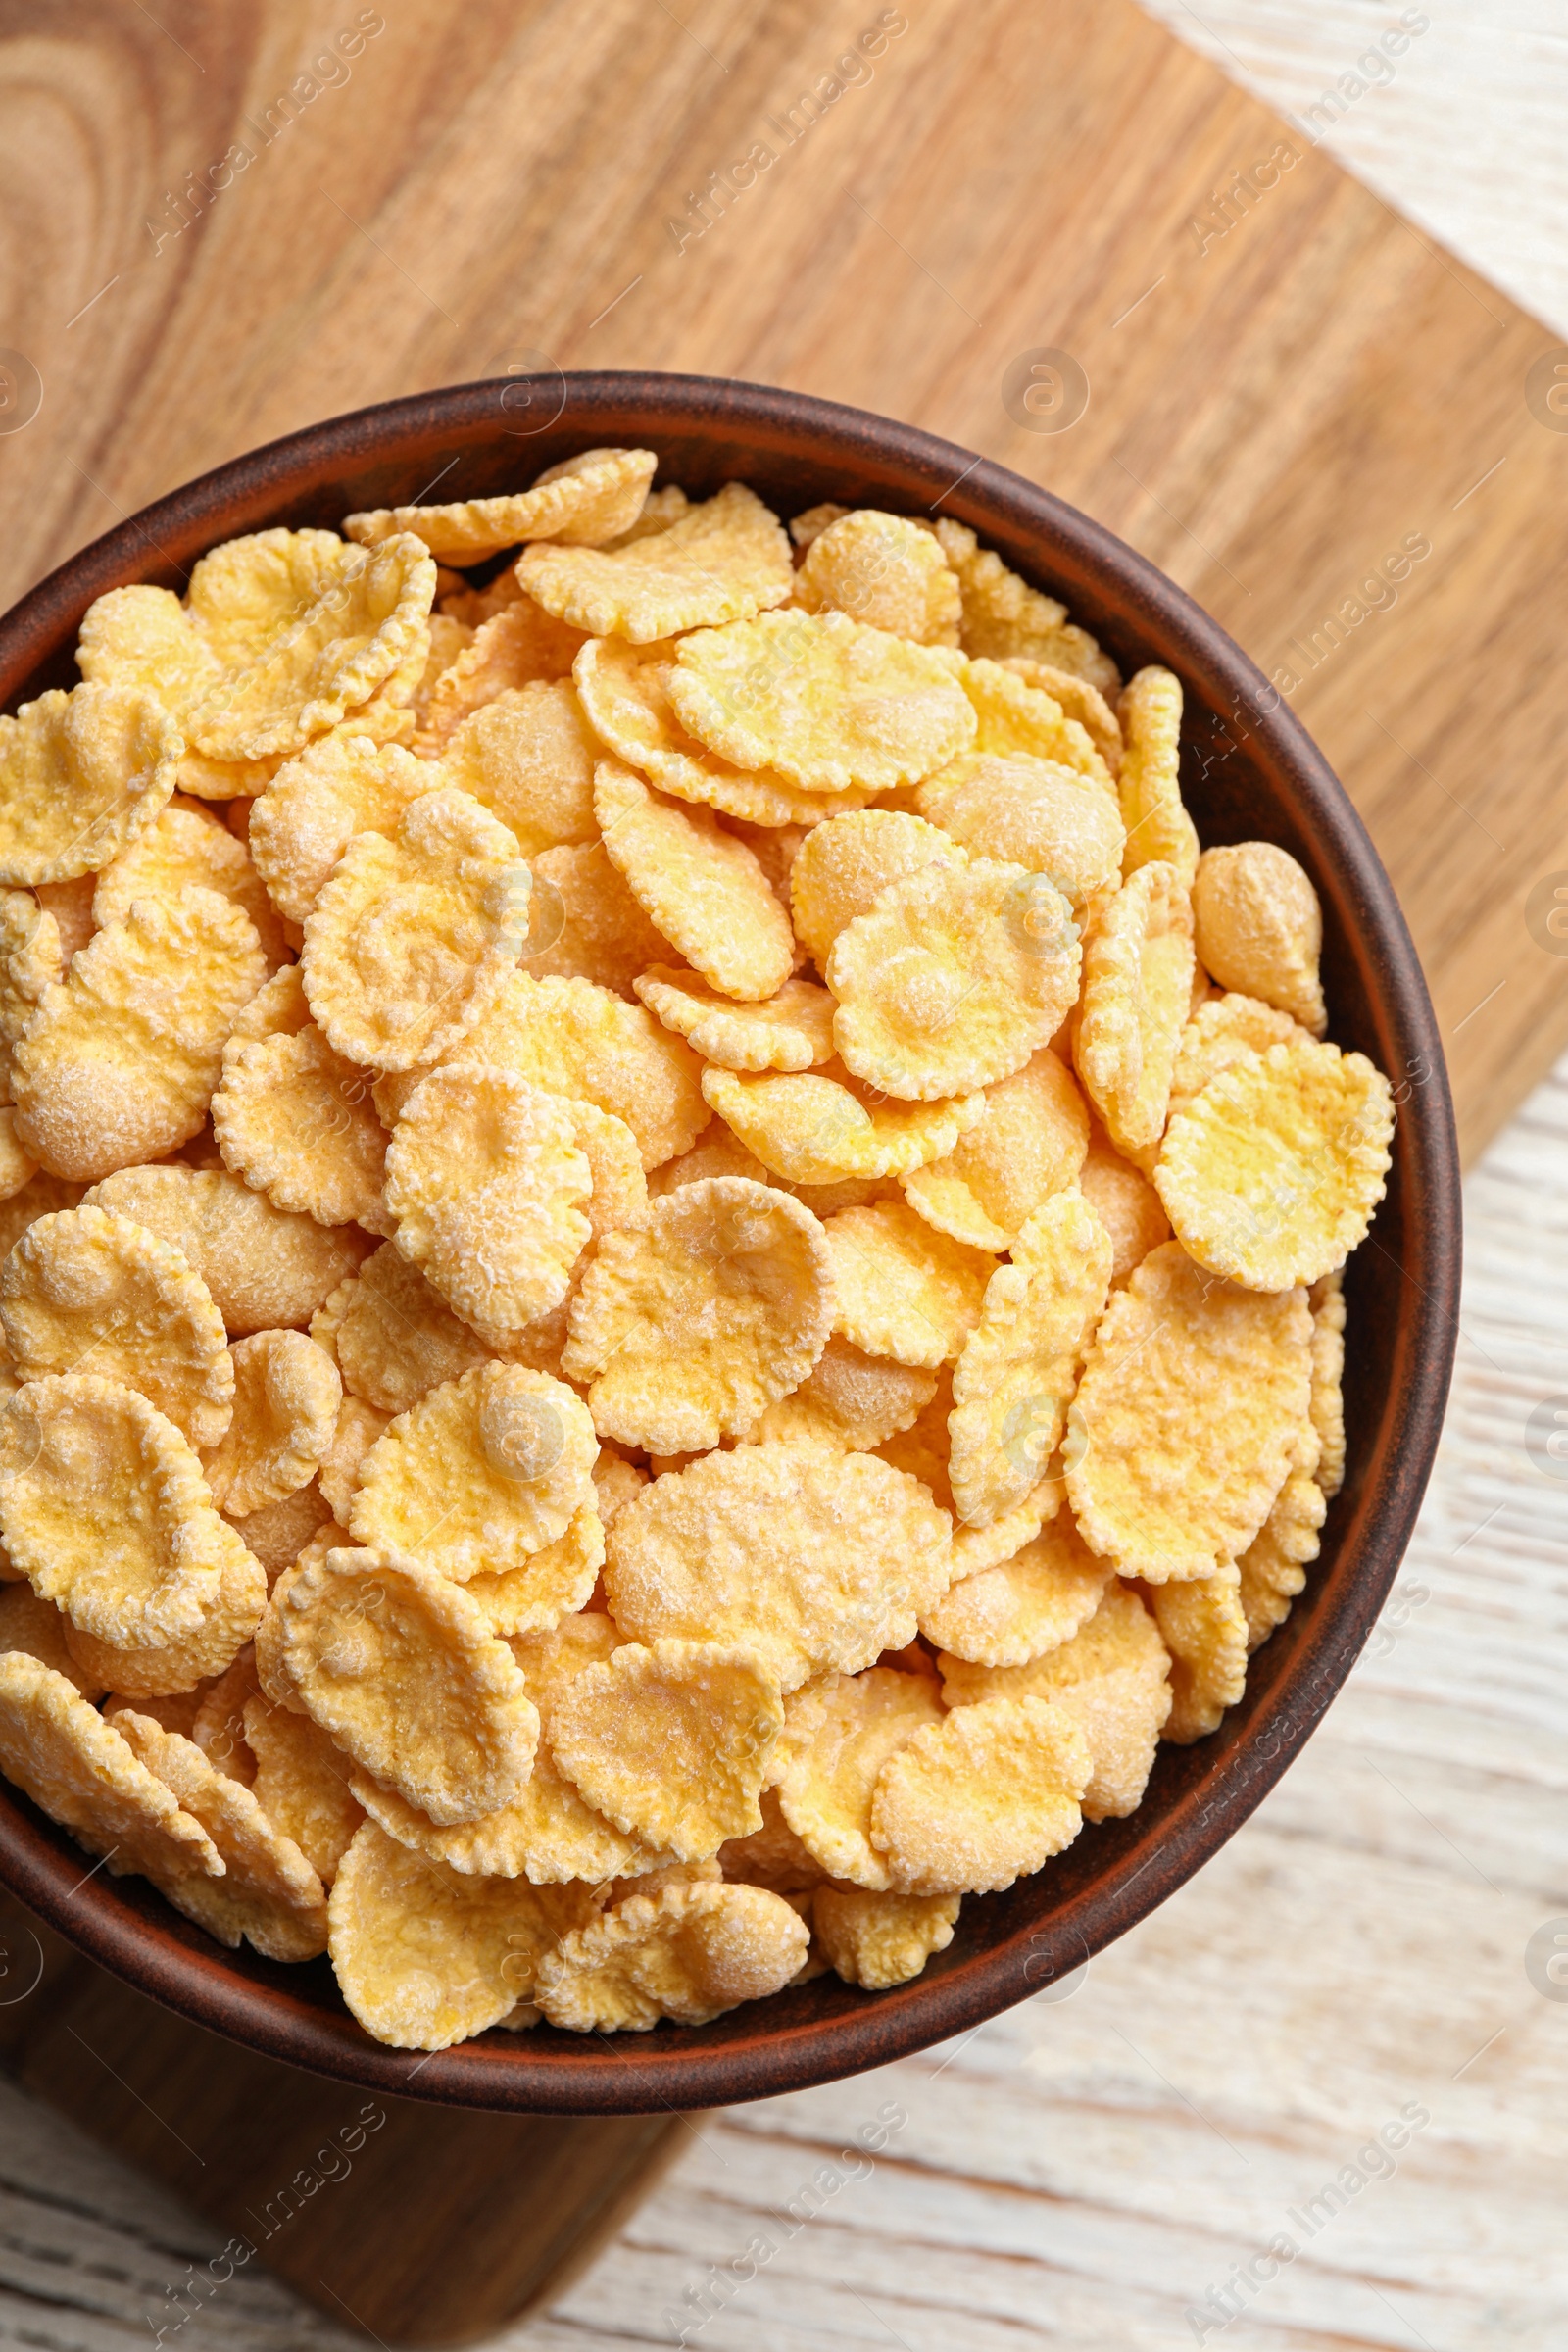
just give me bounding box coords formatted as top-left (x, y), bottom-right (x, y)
top-left (2, 6), bottom-right (1567, 2350)
top-left (1, 0), bottom-right (1566, 1158)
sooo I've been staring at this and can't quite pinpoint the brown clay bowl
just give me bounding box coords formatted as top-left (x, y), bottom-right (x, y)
top-left (0, 373), bottom-right (1460, 2114)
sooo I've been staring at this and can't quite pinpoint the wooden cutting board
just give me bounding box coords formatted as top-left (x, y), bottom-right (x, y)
top-left (0, 2), bottom-right (1562, 2341)
top-left (2, 0), bottom-right (1565, 1160)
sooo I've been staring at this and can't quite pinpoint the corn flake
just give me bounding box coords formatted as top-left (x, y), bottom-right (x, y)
top-left (214, 1023), bottom-right (392, 1235)
top-left (535, 1879), bottom-right (808, 2031)
top-left (1141, 1565), bottom-right (1248, 1741)
top-left (0, 1580), bottom-right (105, 1697)
top-left (736, 1337), bottom-right (935, 1453)
top-left (90, 804), bottom-right (286, 967)
top-left (223, 1480), bottom-right (333, 1589)
top-left (776, 1666), bottom-right (944, 1889)
top-left (83, 1164), bottom-right (368, 1336)
top-left (1077, 1124), bottom-right (1171, 1286)
top-left (957, 660), bottom-right (1114, 791)
top-left (903, 1049), bottom-right (1089, 1251)
top-left (200, 1331), bottom-right (341, 1517)
top-left (934, 519), bottom-right (1120, 695)
top-left (344, 447), bottom-right (657, 561)
top-left (917, 752), bottom-right (1123, 909)
top-left (823, 1199), bottom-right (993, 1370)
top-left (464, 1500), bottom-right (603, 1638)
top-left (0, 684), bottom-right (181, 887)
top-left (316, 1243), bottom-right (491, 1414)
top-left (524, 839), bottom-right (670, 993)
top-left (870, 1693), bottom-right (1089, 1895)
top-left (635, 967), bottom-right (835, 1072)
top-left (519, 482), bottom-right (793, 642)
top-left (243, 1693), bottom-right (364, 1884)
top-left (1074, 861), bottom-right (1195, 1155)
top-left (316, 1395), bottom-right (390, 1524)
top-left (813, 1885), bottom-right (961, 1989)
top-left (788, 809), bottom-right (967, 968)
top-left (1117, 667), bottom-right (1198, 886)
top-left (1001, 659), bottom-right (1123, 775)
top-left (796, 510), bottom-right (961, 645)
top-left (594, 760), bottom-right (793, 1002)
top-left (1237, 1439), bottom-right (1326, 1653)
top-left (1309, 1272), bottom-right (1347, 1499)
top-left (246, 734), bottom-right (428, 925)
top-left (1191, 841), bottom-right (1326, 1038)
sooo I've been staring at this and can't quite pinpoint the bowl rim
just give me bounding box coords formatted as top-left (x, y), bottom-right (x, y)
top-left (0, 370), bottom-right (1461, 2113)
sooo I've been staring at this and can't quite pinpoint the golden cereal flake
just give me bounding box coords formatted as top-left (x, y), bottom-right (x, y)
top-left (563, 1176), bottom-right (833, 1453)
top-left (1237, 1439), bottom-right (1326, 1653)
top-left (463, 1500), bottom-right (603, 1639)
top-left (0, 891), bottom-right (60, 1091)
top-left (948, 1190), bottom-right (1112, 1528)
top-left (795, 510), bottom-right (962, 645)
top-left (278, 1546), bottom-right (539, 1826)
top-left (813, 1885), bottom-right (960, 1990)
top-left (1116, 667), bottom-right (1198, 886)
top-left (416, 611), bottom-right (591, 753)
top-left (957, 659), bottom-right (1113, 790)
top-left (1154, 1041), bottom-right (1393, 1292)
top-left (228, 960), bottom-right (309, 1045)
top-left (1001, 659), bottom-right (1123, 775)
top-left (82, 1164), bottom-right (369, 1336)
top-left (829, 858), bottom-right (1081, 1102)
top-left (1159, 994), bottom-right (1311, 1157)
top-left (534, 1879), bottom-right (808, 2031)
top-left (246, 735), bottom-right (429, 924)
top-left (77, 582), bottom-right (223, 712)
top-left (90, 806), bottom-right (287, 966)
top-left (114, 1710), bottom-right (327, 1959)
top-left (12, 890), bottom-right (268, 1182)
top-left (524, 840), bottom-right (671, 994)
top-left (327, 1819), bottom-right (563, 2048)
top-left (0, 1581), bottom-right (105, 1697)
top-left (904, 1050), bottom-right (1089, 1252)
top-left (735, 1337), bottom-right (935, 1453)
top-left (2, 1205), bottom-right (233, 1446)
top-left (200, 1331), bottom-right (341, 1517)
top-left (190, 1645), bottom-right (259, 1783)
top-left (438, 678), bottom-right (601, 854)
top-left (668, 609), bottom-right (976, 796)
top-left (788, 809), bottom-right (968, 968)
top-left (550, 1637), bottom-right (783, 1861)
top-left (316, 1243), bottom-right (492, 1415)
top-left (1192, 842), bottom-right (1327, 1037)
top-left (869, 1694), bottom-right (1090, 1896)
top-left (347, 1741), bottom-right (662, 1886)
top-left (0, 684), bottom-right (181, 887)
top-left (604, 1444), bottom-right (952, 1692)
top-left (919, 1509), bottom-right (1112, 1668)
top-left (634, 968), bottom-right (836, 1072)
top-left (411, 613), bottom-right (476, 722)
top-left (301, 787), bottom-right (529, 1073)
top-left (384, 1066), bottom-right (591, 1329)
top-left (1142, 1565), bottom-right (1248, 1741)
top-left (242, 1693), bottom-right (364, 1884)
top-left (776, 1667), bottom-right (945, 1889)
top-left (213, 1024), bottom-right (392, 1235)
top-left (594, 760), bottom-right (794, 1002)
top-left (518, 481), bottom-right (794, 642)
top-left (349, 1363), bottom-right (597, 1581)
top-left (934, 519), bottom-right (1120, 694)
top-left (1074, 861), bottom-right (1195, 1156)
top-left (183, 529), bottom-right (353, 670)
top-left (1309, 1271), bottom-right (1347, 1499)
top-left (1066, 1241), bottom-right (1311, 1580)
top-left (916, 752), bottom-right (1123, 908)
top-left (344, 448), bottom-right (658, 560)
top-left (822, 1199), bottom-right (993, 1370)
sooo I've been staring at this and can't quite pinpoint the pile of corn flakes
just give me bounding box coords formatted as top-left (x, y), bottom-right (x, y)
top-left (0, 448), bottom-right (1390, 2050)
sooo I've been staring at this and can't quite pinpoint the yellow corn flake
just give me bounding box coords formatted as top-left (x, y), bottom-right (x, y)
top-left (349, 1363), bottom-right (597, 1581)
top-left (550, 1636), bottom-right (782, 1860)
top-left (736, 1337), bottom-right (935, 1453)
top-left (870, 1693), bottom-right (1090, 1895)
top-left (776, 1667), bottom-right (945, 1888)
top-left (223, 1480), bottom-right (333, 1589)
top-left (1153, 1041), bottom-right (1394, 1290)
top-left (213, 1023), bottom-right (393, 1235)
top-left (185, 534), bottom-right (436, 764)
top-left (315, 1243), bottom-right (490, 1415)
top-left (1077, 1124), bottom-right (1171, 1286)
top-left (535, 1879), bottom-right (808, 2031)
top-left (0, 1110), bottom-right (36, 1202)
top-left (1001, 658), bottom-right (1123, 776)
top-left (315, 1395), bottom-right (390, 1524)
top-left (13, 889), bottom-right (267, 1182)
top-left (813, 1885), bottom-right (960, 1989)
top-left (83, 1164), bottom-right (368, 1337)
top-left (0, 684), bottom-right (181, 887)
top-left (939, 1583), bottom-right (1172, 1820)
top-left (935, 519), bottom-right (1120, 696)
top-left (1162, 992), bottom-right (1311, 1144)
top-left (634, 968), bottom-right (836, 1072)
top-left (385, 1066), bottom-right (591, 1328)
top-left (903, 1049), bottom-right (1089, 1252)
top-left (77, 581), bottom-right (224, 713)
top-left (246, 735), bottom-right (429, 925)
top-left (345, 448), bottom-right (658, 561)
top-left (416, 606), bottom-right (591, 751)
top-left (957, 660), bottom-right (1114, 792)
top-left (91, 805), bottom-right (287, 966)
top-left (874, 1367), bottom-right (1061, 1578)
top-left (0, 890), bottom-right (60, 1084)
top-left (795, 510), bottom-right (962, 645)
top-left (242, 1693), bottom-right (364, 1884)
top-left (302, 787), bottom-right (528, 1073)
top-left (669, 609), bottom-right (975, 797)
top-left (572, 636), bottom-right (871, 828)
top-left (228, 959), bottom-right (309, 1045)
top-left (594, 760), bottom-right (794, 1002)
top-left (1237, 1435), bottom-right (1326, 1653)
top-left (182, 529), bottom-right (351, 670)
top-left (464, 1500), bottom-right (603, 1638)
top-left (949, 1191), bottom-right (1112, 1528)
top-left (1117, 667), bottom-right (1199, 886)
top-left (564, 1176), bottom-right (834, 1453)
top-left (519, 481), bottom-right (793, 642)
top-left (0, 1581), bottom-right (105, 1697)
top-left (1141, 1565), bottom-right (1248, 1742)
top-left (524, 839), bottom-right (670, 993)
top-left (830, 858), bottom-right (1081, 1102)
top-left (823, 1199), bottom-right (993, 1370)
top-left (2, 1205), bottom-right (233, 1446)
top-left (605, 1443), bottom-right (952, 1691)
top-left (200, 1332), bottom-right (341, 1517)
top-left (916, 752), bottom-right (1123, 909)
top-left (1066, 1241), bottom-right (1311, 1580)
top-left (1309, 1271), bottom-right (1346, 1498)
top-left (0, 1651), bottom-right (220, 1885)
top-left (788, 809), bottom-right (967, 969)
top-left (327, 1818), bottom-right (561, 2048)
top-left (920, 1509), bottom-right (1112, 1667)
top-left (115, 1710), bottom-right (327, 1959)
top-left (1192, 842), bottom-right (1328, 1037)
top-left (1074, 861), bottom-right (1195, 1155)
top-left (278, 1545), bottom-right (539, 1825)
top-left (439, 679), bottom-right (600, 853)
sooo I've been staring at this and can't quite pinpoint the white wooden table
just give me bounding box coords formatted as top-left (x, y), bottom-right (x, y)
top-left (4, 8), bottom-right (1567, 2346)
